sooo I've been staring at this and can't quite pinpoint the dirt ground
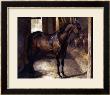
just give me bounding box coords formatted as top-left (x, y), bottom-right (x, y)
top-left (33, 46), bottom-right (88, 79)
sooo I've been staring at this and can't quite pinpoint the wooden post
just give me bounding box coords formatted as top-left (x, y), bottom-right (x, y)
top-left (56, 17), bottom-right (59, 31)
top-left (42, 17), bottom-right (48, 33)
top-left (70, 17), bottom-right (72, 23)
top-left (48, 18), bottom-right (53, 34)
top-left (87, 17), bottom-right (92, 78)
top-left (18, 18), bottom-right (31, 72)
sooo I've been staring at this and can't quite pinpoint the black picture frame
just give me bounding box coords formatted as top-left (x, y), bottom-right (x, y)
top-left (1, 1), bottom-right (109, 94)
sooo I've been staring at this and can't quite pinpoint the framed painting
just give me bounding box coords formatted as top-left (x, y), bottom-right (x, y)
top-left (1, 1), bottom-right (109, 94)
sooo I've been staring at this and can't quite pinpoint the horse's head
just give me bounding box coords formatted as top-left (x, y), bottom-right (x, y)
top-left (58, 23), bottom-right (81, 44)
top-left (64, 22), bottom-right (81, 35)
top-left (72, 21), bottom-right (81, 34)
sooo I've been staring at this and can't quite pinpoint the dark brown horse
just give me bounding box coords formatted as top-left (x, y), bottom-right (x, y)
top-left (27, 23), bottom-right (80, 78)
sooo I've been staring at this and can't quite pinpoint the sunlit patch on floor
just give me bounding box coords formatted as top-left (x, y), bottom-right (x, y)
top-left (67, 47), bottom-right (88, 73)
top-left (33, 59), bottom-right (59, 78)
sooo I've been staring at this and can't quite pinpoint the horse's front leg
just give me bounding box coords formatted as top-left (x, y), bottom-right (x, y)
top-left (56, 55), bottom-right (62, 78)
top-left (61, 51), bottom-right (67, 78)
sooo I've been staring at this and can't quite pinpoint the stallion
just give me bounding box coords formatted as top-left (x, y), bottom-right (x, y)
top-left (27, 23), bottom-right (80, 78)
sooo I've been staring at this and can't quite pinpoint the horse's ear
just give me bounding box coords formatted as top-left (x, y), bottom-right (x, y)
top-left (63, 18), bottom-right (66, 23)
top-left (61, 17), bottom-right (66, 24)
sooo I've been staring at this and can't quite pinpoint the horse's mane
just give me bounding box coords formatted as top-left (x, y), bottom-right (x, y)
top-left (58, 23), bottom-right (69, 34)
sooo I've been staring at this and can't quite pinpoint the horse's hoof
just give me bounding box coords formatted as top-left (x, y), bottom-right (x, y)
top-left (61, 73), bottom-right (67, 78)
top-left (57, 72), bottom-right (67, 78)
top-left (62, 72), bottom-right (67, 76)
top-left (58, 73), bottom-right (66, 78)
top-left (59, 75), bottom-right (63, 78)
top-left (57, 73), bottom-right (62, 78)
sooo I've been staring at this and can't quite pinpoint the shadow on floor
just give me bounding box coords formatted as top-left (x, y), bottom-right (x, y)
top-left (62, 71), bottom-right (87, 78)
top-left (18, 64), bottom-right (44, 78)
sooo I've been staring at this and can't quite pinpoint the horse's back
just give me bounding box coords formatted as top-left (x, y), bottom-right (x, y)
top-left (30, 31), bottom-right (43, 38)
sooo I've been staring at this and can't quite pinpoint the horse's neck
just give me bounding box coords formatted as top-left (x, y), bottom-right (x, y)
top-left (58, 24), bottom-right (73, 43)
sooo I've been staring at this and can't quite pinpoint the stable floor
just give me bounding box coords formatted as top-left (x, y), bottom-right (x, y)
top-left (33, 47), bottom-right (88, 79)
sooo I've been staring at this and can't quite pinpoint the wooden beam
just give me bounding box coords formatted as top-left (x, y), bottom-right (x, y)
top-left (56, 17), bottom-right (59, 31)
top-left (87, 17), bottom-right (92, 78)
